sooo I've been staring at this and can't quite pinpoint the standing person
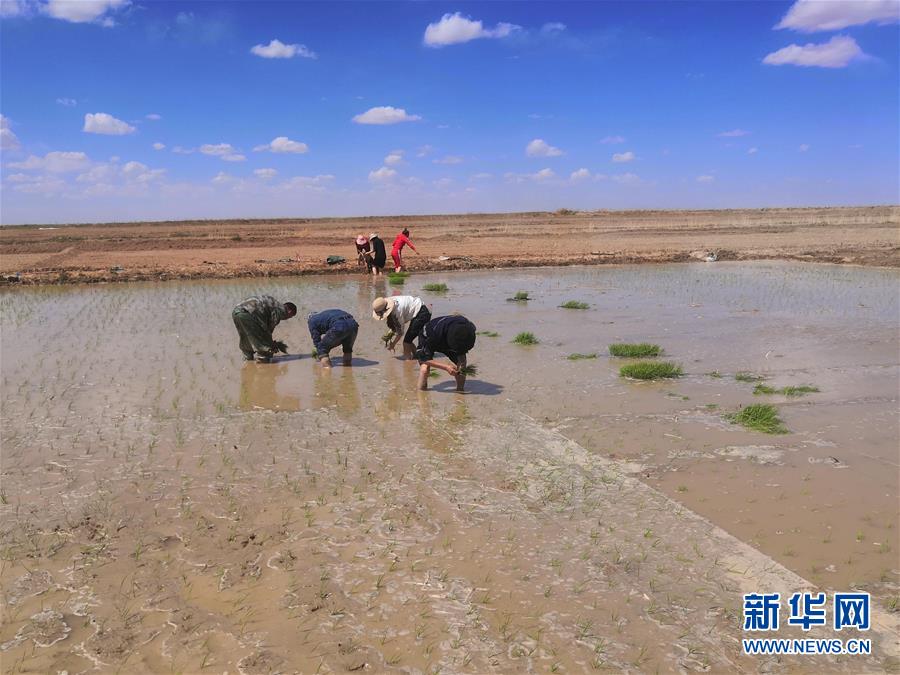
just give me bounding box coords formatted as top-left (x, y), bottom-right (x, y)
top-left (372, 295), bottom-right (431, 359)
top-left (232, 295), bottom-right (297, 363)
top-left (391, 227), bottom-right (419, 272)
top-left (368, 232), bottom-right (386, 275)
top-left (308, 309), bottom-right (359, 368)
top-left (414, 315), bottom-right (477, 392)
top-left (355, 234), bottom-right (372, 274)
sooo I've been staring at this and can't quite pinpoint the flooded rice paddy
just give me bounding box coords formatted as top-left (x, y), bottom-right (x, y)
top-left (1, 262), bottom-right (898, 673)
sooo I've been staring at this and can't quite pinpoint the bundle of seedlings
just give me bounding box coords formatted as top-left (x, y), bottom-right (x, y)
top-left (422, 283), bottom-right (448, 292)
top-left (559, 300), bottom-right (590, 310)
top-left (513, 332), bottom-right (539, 345)
top-left (609, 343), bottom-right (661, 358)
top-left (273, 340), bottom-right (289, 354)
top-left (619, 361), bottom-right (682, 380)
top-left (459, 364), bottom-right (478, 376)
top-left (726, 403), bottom-right (788, 434)
top-left (507, 291), bottom-right (530, 302)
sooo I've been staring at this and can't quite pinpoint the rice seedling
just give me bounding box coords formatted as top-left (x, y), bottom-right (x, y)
top-left (725, 404), bottom-right (788, 434)
top-left (609, 343), bottom-right (661, 358)
top-left (753, 383), bottom-right (819, 396)
top-left (619, 362), bottom-right (682, 380)
top-left (559, 300), bottom-right (590, 310)
top-left (735, 372), bottom-right (765, 382)
top-left (381, 331), bottom-right (395, 347)
top-left (460, 364), bottom-right (478, 376)
top-left (507, 291), bottom-right (530, 302)
top-left (567, 353), bottom-right (598, 361)
top-left (512, 332), bottom-right (539, 345)
top-left (422, 283), bottom-right (448, 292)
top-left (388, 274), bottom-right (406, 286)
top-left (476, 330), bottom-right (499, 337)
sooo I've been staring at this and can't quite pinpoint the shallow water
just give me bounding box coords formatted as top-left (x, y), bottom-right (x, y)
top-left (1, 262), bottom-right (897, 673)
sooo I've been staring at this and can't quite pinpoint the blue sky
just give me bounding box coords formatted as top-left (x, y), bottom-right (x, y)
top-left (1, 0), bottom-right (898, 224)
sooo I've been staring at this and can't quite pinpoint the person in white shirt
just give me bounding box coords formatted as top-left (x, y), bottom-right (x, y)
top-left (372, 295), bottom-right (432, 359)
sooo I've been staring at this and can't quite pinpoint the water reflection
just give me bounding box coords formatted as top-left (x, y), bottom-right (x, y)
top-left (239, 363), bottom-right (301, 412)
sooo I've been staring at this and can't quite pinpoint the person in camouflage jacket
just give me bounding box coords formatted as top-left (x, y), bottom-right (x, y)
top-left (232, 295), bottom-right (297, 363)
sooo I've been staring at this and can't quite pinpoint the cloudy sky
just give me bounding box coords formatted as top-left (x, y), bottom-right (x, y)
top-left (1, 0), bottom-right (898, 224)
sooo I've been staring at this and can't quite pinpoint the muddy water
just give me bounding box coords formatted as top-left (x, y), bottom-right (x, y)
top-left (1, 262), bottom-right (897, 673)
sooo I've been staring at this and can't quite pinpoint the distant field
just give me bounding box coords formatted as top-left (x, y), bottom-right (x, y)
top-left (1, 205), bottom-right (897, 284)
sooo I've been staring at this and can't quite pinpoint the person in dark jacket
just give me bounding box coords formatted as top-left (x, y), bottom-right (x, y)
top-left (368, 232), bottom-right (386, 275)
top-left (232, 295), bottom-right (297, 363)
top-left (414, 315), bottom-right (476, 392)
top-left (308, 309), bottom-right (359, 368)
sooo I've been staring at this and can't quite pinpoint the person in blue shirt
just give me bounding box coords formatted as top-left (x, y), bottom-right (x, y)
top-left (308, 309), bottom-right (359, 368)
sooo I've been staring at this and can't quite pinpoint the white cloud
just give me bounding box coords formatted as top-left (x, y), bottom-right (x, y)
top-left (526, 138), bottom-right (563, 157)
top-left (200, 143), bottom-right (245, 161)
top-left (423, 12), bottom-right (520, 47)
top-left (600, 135), bottom-right (626, 144)
top-left (250, 39), bottom-right (317, 59)
top-left (278, 174), bottom-right (334, 191)
top-left (352, 106), bottom-right (421, 125)
top-left (505, 168), bottom-right (556, 183)
top-left (42, 0), bottom-right (129, 24)
top-left (368, 166), bottom-right (397, 182)
top-left (433, 177), bottom-right (454, 188)
top-left (152, 142), bottom-right (165, 151)
top-left (540, 22), bottom-right (567, 35)
top-left (254, 168), bottom-right (278, 179)
top-left (56, 97), bottom-right (77, 107)
top-left (12, 175), bottom-right (68, 195)
top-left (612, 172), bottom-right (640, 185)
top-left (0, 0), bottom-right (29, 18)
top-left (612, 151), bottom-right (635, 163)
top-left (471, 172), bottom-right (493, 180)
top-left (0, 114), bottom-right (20, 151)
top-left (799, 144), bottom-right (810, 152)
top-left (384, 151), bottom-right (404, 166)
top-left (763, 35), bottom-right (868, 68)
top-left (433, 155), bottom-right (463, 165)
top-left (534, 168), bottom-right (555, 181)
top-left (416, 145), bottom-right (434, 157)
top-left (253, 136), bottom-right (309, 154)
top-left (83, 112), bottom-right (135, 135)
top-left (211, 171), bottom-right (233, 185)
top-left (146, 113), bottom-right (161, 120)
top-left (748, 147), bottom-right (758, 155)
top-left (696, 174), bottom-right (715, 183)
top-left (9, 151), bottom-right (90, 173)
top-left (718, 129), bottom-right (750, 137)
top-left (776, 0), bottom-right (899, 32)
top-left (569, 168), bottom-right (591, 182)
top-left (172, 145), bottom-right (194, 154)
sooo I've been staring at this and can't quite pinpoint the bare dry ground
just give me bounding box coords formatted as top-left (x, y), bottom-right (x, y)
top-left (1, 206), bottom-right (898, 284)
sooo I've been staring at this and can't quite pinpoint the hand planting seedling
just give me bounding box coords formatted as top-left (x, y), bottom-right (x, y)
top-left (559, 300), bottom-right (589, 310)
top-left (726, 403), bottom-right (788, 434)
top-left (273, 340), bottom-right (289, 354)
top-left (460, 364), bottom-right (478, 376)
top-left (609, 343), bottom-right (661, 358)
top-left (381, 331), bottom-right (396, 348)
top-left (512, 332), bottom-right (539, 345)
top-left (619, 362), bottom-right (682, 379)
top-left (507, 291), bottom-right (530, 302)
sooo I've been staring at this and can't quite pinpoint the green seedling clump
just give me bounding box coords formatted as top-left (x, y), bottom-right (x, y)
top-left (619, 361), bottom-right (682, 380)
top-left (388, 274), bottom-right (406, 285)
top-left (507, 291), bottom-right (530, 302)
top-left (567, 353), bottom-right (598, 361)
top-left (476, 330), bottom-right (499, 337)
top-left (754, 383), bottom-right (820, 397)
top-left (512, 332), bottom-right (539, 346)
top-left (422, 283), bottom-right (448, 292)
top-left (460, 364), bottom-right (478, 376)
top-left (726, 404), bottom-right (788, 434)
top-left (735, 372), bottom-right (765, 382)
top-left (381, 331), bottom-right (395, 347)
top-left (559, 300), bottom-right (590, 310)
top-left (609, 343), bottom-right (661, 358)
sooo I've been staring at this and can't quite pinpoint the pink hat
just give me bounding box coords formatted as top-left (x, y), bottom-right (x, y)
top-left (356, 235), bottom-right (368, 245)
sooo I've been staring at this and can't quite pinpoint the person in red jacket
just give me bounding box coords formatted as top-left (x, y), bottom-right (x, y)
top-left (391, 228), bottom-right (418, 272)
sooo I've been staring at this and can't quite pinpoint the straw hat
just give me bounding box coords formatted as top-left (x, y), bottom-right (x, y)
top-left (356, 234), bottom-right (368, 245)
top-left (372, 296), bottom-right (396, 320)
top-left (368, 232), bottom-right (378, 240)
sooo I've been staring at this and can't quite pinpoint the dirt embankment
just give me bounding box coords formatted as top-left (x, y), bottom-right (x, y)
top-left (1, 206), bottom-right (897, 284)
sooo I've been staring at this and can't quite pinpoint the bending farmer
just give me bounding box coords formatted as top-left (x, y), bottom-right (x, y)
top-left (232, 295), bottom-right (297, 363)
top-left (415, 315), bottom-right (477, 392)
top-left (372, 295), bottom-right (431, 359)
top-left (308, 309), bottom-right (359, 368)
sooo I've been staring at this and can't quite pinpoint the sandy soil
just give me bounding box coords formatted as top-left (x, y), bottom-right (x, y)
top-left (1, 206), bottom-right (898, 285)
